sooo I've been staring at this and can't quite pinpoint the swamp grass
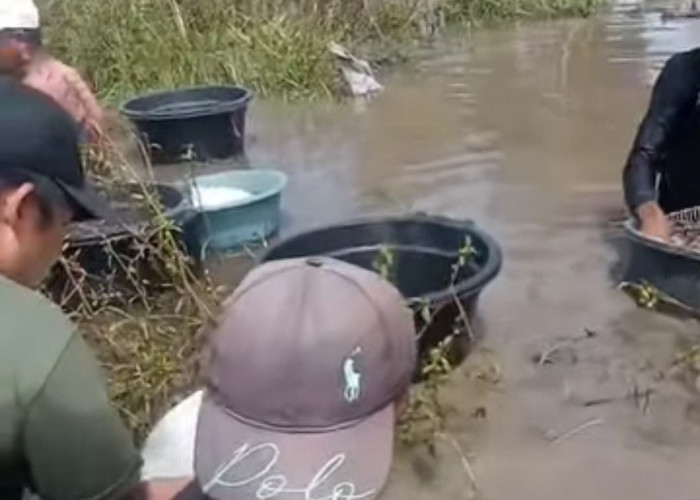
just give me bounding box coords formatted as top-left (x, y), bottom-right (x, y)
top-left (48, 138), bottom-right (221, 443)
top-left (40, 0), bottom-right (603, 103)
top-left (446, 0), bottom-right (602, 24)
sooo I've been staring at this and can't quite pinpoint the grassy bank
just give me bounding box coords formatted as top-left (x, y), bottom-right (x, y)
top-left (445, 0), bottom-right (602, 24)
top-left (41, 0), bottom-right (602, 102)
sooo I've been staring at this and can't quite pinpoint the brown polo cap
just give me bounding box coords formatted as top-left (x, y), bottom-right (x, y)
top-left (195, 257), bottom-right (417, 500)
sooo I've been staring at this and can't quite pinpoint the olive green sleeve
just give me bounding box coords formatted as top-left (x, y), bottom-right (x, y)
top-left (23, 333), bottom-right (143, 500)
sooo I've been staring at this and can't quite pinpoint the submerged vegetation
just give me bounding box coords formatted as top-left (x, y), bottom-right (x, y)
top-left (374, 242), bottom-right (477, 451)
top-left (46, 139), bottom-right (220, 443)
top-left (41, 0), bottom-right (603, 102)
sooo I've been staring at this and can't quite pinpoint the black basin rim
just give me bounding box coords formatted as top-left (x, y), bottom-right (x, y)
top-left (262, 213), bottom-right (503, 305)
top-left (125, 98), bottom-right (252, 122)
top-left (623, 219), bottom-right (700, 262)
top-left (121, 85), bottom-right (253, 122)
top-left (122, 85), bottom-right (251, 109)
top-left (67, 183), bottom-right (191, 246)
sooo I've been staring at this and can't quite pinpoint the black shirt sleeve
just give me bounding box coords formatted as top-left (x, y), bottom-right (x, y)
top-left (623, 51), bottom-right (700, 211)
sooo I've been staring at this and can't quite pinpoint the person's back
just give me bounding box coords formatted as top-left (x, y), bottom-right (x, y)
top-left (0, 275), bottom-right (139, 499)
top-left (0, 274), bottom-right (79, 497)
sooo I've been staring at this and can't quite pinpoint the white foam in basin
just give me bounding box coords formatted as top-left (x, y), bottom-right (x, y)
top-left (190, 185), bottom-right (253, 211)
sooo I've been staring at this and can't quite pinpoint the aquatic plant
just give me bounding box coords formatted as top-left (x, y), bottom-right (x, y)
top-left (373, 240), bottom-right (478, 451)
top-left (619, 280), bottom-right (700, 319)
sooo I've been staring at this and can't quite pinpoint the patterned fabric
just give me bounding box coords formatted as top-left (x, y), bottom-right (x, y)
top-left (22, 55), bottom-right (103, 140)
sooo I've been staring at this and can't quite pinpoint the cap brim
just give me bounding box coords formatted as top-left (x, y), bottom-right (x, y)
top-left (195, 395), bottom-right (395, 500)
top-left (55, 179), bottom-right (120, 223)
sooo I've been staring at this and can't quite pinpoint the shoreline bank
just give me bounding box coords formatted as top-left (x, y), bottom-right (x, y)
top-left (42, 0), bottom-right (604, 102)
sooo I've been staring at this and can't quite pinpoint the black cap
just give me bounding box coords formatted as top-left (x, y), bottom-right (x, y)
top-left (0, 77), bottom-right (115, 222)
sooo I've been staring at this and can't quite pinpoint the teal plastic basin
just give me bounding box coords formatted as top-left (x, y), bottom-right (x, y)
top-left (184, 169), bottom-right (287, 256)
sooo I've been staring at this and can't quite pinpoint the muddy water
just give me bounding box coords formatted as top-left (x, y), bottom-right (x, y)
top-left (180, 3), bottom-right (700, 499)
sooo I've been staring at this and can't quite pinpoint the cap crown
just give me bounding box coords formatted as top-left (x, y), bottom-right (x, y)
top-left (207, 258), bottom-right (417, 430)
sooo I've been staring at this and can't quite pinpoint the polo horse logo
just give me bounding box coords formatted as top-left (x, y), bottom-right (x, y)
top-left (343, 347), bottom-right (362, 403)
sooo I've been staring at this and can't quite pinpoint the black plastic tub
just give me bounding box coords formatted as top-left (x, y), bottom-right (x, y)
top-left (45, 183), bottom-right (195, 308)
top-left (262, 215), bottom-right (502, 372)
top-left (622, 216), bottom-right (700, 310)
top-left (122, 86), bottom-right (253, 165)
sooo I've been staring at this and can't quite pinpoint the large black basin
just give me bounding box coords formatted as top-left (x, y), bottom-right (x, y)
top-left (622, 217), bottom-right (700, 310)
top-left (262, 215), bottom-right (503, 368)
top-left (122, 86), bottom-right (253, 164)
top-left (46, 183), bottom-right (195, 308)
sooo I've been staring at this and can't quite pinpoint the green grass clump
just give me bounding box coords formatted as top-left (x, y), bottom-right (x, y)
top-left (41, 0), bottom-right (345, 102)
top-left (445, 0), bottom-right (602, 24)
top-left (40, 0), bottom-right (603, 102)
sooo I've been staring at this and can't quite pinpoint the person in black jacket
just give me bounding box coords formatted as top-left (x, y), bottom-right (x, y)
top-left (623, 47), bottom-right (700, 241)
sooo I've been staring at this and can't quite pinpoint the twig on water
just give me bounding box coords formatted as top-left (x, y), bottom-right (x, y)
top-left (535, 328), bottom-right (596, 366)
top-left (548, 418), bottom-right (603, 445)
top-left (630, 383), bottom-right (654, 414)
top-left (582, 396), bottom-right (618, 408)
top-left (437, 433), bottom-right (478, 499)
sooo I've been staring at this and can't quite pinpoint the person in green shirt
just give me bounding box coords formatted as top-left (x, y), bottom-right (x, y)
top-left (0, 78), bottom-right (187, 500)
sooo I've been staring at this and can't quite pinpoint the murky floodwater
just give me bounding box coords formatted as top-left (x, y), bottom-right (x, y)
top-left (161, 3), bottom-right (700, 498)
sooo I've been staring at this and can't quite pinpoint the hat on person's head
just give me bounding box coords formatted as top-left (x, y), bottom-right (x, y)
top-left (195, 257), bottom-right (417, 500)
top-left (0, 78), bottom-right (115, 222)
top-left (0, 0), bottom-right (39, 31)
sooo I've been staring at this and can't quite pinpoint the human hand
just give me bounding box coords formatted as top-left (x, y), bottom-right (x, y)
top-left (637, 201), bottom-right (671, 241)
